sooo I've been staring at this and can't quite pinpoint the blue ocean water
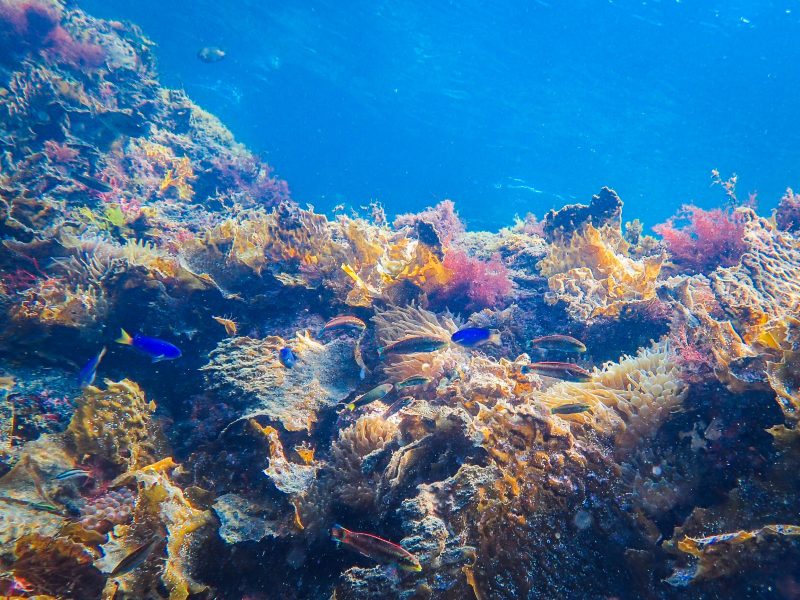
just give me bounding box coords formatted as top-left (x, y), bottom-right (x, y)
top-left (77, 0), bottom-right (800, 230)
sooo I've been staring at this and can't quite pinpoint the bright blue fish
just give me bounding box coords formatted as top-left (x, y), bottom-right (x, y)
top-left (116, 329), bottom-right (181, 362)
top-left (78, 346), bottom-right (106, 388)
top-left (279, 347), bottom-right (297, 368)
top-left (450, 328), bottom-right (501, 348)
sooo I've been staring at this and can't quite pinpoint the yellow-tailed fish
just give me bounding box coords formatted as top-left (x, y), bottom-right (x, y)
top-left (346, 383), bottom-right (393, 411)
top-left (377, 336), bottom-right (448, 358)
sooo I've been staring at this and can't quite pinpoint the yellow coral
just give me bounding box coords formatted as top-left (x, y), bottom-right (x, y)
top-left (677, 213), bottom-right (800, 400)
top-left (98, 465), bottom-right (212, 600)
top-left (10, 279), bottom-right (107, 328)
top-left (538, 223), bottom-right (663, 321)
top-left (536, 340), bottom-right (687, 453)
top-left (66, 379), bottom-right (162, 471)
top-left (159, 156), bottom-right (195, 201)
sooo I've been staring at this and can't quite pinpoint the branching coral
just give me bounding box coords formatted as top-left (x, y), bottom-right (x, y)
top-left (424, 249), bottom-right (514, 312)
top-left (203, 204), bottom-right (339, 279)
top-left (538, 223), bottom-right (663, 322)
top-left (0, 0), bottom-right (105, 69)
top-left (774, 187), bottom-right (800, 233)
top-left (670, 211), bottom-right (800, 397)
top-left (10, 277), bottom-right (107, 328)
top-left (394, 199), bottom-right (465, 247)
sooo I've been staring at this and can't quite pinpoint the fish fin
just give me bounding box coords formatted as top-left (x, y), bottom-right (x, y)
top-left (116, 329), bottom-right (133, 345)
top-left (151, 355), bottom-right (166, 363)
top-left (489, 331), bottom-right (502, 345)
top-left (376, 346), bottom-right (385, 359)
top-left (346, 403), bottom-right (356, 411)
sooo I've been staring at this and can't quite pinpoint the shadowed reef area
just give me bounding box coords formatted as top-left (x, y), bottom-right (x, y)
top-left (1, 1), bottom-right (800, 598)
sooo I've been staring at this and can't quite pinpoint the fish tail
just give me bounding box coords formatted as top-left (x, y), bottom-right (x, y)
top-left (97, 346), bottom-right (108, 361)
top-left (116, 329), bottom-right (133, 345)
top-left (346, 402), bottom-right (356, 411)
top-left (489, 331), bottom-right (502, 345)
top-left (376, 346), bottom-right (385, 359)
top-left (330, 524), bottom-right (347, 542)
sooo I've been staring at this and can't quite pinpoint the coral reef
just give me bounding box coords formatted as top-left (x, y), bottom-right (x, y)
top-left (0, 2), bottom-right (798, 599)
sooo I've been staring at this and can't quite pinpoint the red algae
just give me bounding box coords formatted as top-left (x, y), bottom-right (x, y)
top-left (653, 204), bottom-right (747, 272)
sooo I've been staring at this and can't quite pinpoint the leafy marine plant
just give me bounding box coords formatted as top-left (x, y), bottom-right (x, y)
top-left (0, 0), bottom-right (104, 68)
top-left (424, 249), bottom-right (514, 312)
top-left (653, 205), bottom-right (747, 273)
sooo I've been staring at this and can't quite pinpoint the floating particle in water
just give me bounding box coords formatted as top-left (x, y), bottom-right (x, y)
top-left (573, 509), bottom-right (593, 530)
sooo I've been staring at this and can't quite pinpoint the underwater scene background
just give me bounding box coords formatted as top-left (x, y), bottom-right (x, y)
top-left (0, 0), bottom-right (799, 598)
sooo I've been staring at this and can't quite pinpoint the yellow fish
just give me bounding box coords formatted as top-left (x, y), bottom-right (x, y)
top-left (341, 263), bottom-right (367, 289)
top-left (212, 316), bottom-right (238, 336)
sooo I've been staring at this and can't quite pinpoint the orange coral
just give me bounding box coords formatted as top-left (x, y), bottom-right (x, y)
top-left (538, 223), bottom-right (663, 321)
top-left (10, 279), bottom-right (107, 328)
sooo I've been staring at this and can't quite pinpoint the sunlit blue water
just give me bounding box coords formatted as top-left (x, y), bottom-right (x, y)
top-left (79, 0), bottom-right (800, 230)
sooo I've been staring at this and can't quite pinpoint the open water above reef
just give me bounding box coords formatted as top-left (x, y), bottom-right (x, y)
top-left (78, 0), bottom-right (800, 229)
top-left (1, 1), bottom-right (800, 599)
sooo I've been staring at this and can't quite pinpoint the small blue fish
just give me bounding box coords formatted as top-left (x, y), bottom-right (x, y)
top-left (450, 328), bottom-right (501, 348)
top-left (116, 329), bottom-right (181, 362)
top-left (279, 347), bottom-right (297, 368)
top-left (78, 347), bottom-right (106, 388)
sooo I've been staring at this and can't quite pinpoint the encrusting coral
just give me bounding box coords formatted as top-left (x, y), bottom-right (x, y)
top-left (202, 331), bottom-right (360, 432)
